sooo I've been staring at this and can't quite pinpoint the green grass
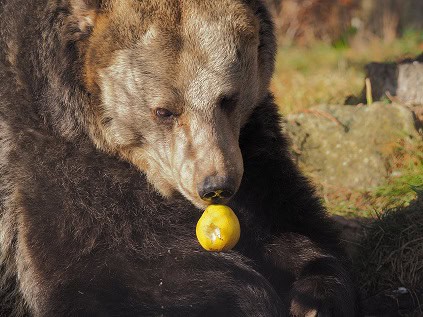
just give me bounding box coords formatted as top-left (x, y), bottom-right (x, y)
top-left (271, 30), bottom-right (423, 114)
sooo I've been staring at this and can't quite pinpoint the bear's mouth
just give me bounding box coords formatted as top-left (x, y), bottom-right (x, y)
top-left (176, 179), bottom-right (239, 210)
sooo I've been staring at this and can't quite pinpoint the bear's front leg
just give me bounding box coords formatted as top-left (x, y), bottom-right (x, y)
top-left (23, 250), bottom-right (287, 316)
top-left (263, 234), bottom-right (356, 317)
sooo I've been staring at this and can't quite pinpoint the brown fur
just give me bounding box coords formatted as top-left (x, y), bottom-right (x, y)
top-left (0, 0), bottom-right (357, 315)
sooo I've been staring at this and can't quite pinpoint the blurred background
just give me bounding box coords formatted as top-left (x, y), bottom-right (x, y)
top-left (266, 1), bottom-right (423, 315)
top-left (266, 0), bottom-right (423, 112)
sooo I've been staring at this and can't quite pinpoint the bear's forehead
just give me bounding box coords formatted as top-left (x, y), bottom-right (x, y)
top-left (87, 0), bottom-right (260, 110)
top-left (96, 0), bottom-right (260, 66)
top-left (138, 2), bottom-right (260, 80)
top-left (106, 0), bottom-right (259, 43)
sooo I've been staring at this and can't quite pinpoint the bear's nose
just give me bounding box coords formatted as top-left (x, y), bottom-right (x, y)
top-left (198, 176), bottom-right (236, 203)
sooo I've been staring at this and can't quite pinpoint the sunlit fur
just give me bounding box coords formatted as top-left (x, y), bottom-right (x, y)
top-left (82, 1), bottom-right (273, 208)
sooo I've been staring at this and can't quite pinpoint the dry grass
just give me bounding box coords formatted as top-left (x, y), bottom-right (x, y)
top-left (358, 199), bottom-right (423, 293)
top-left (271, 31), bottom-right (423, 114)
top-left (271, 50), bottom-right (363, 114)
top-left (354, 195), bottom-right (423, 315)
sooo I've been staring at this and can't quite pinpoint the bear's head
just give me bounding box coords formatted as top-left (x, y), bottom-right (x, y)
top-left (69, 0), bottom-right (275, 208)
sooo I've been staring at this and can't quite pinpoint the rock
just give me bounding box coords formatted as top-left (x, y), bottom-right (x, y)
top-left (397, 61), bottom-right (423, 106)
top-left (285, 103), bottom-right (421, 190)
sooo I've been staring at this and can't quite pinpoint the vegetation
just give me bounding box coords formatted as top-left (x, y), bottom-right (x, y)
top-left (271, 30), bottom-right (423, 114)
top-left (270, 30), bottom-right (423, 218)
top-left (354, 195), bottom-right (423, 315)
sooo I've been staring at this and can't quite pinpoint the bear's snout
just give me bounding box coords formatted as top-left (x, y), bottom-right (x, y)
top-left (197, 175), bottom-right (237, 204)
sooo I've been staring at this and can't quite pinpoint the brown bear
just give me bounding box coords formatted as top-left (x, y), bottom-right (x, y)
top-left (0, 0), bottom-right (357, 316)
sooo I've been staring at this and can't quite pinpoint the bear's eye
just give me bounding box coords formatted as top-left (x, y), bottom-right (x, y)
top-left (219, 94), bottom-right (238, 113)
top-left (154, 108), bottom-right (175, 119)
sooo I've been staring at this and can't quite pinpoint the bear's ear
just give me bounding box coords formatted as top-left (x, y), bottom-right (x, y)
top-left (66, 0), bottom-right (103, 41)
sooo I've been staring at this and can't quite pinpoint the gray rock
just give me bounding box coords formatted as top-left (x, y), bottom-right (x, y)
top-left (397, 62), bottom-right (423, 105)
top-left (285, 103), bottom-right (421, 189)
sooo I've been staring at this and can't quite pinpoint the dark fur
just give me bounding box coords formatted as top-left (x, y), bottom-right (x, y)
top-left (0, 0), bottom-right (357, 316)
